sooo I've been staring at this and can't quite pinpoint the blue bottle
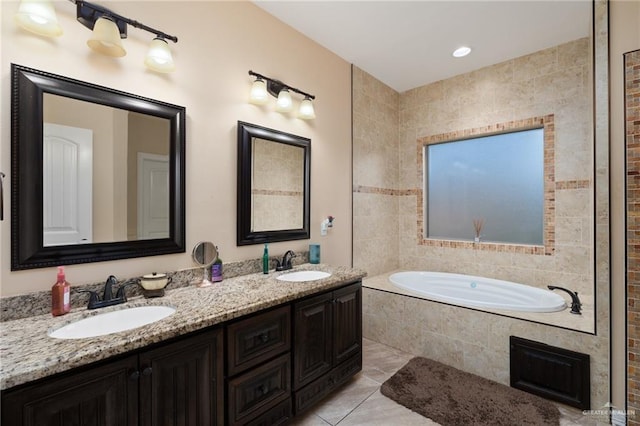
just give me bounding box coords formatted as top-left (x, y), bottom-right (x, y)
top-left (262, 243), bottom-right (269, 274)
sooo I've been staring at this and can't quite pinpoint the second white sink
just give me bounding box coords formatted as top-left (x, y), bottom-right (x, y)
top-left (276, 271), bottom-right (331, 282)
top-left (49, 305), bottom-right (176, 340)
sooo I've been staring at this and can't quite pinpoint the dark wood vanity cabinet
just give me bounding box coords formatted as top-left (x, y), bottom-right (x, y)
top-left (1, 280), bottom-right (362, 426)
top-left (224, 282), bottom-right (363, 424)
top-left (293, 282), bottom-right (362, 414)
top-left (1, 328), bottom-right (224, 426)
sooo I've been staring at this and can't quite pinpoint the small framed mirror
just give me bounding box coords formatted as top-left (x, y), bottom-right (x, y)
top-left (192, 241), bottom-right (218, 288)
top-left (237, 121), bottom-right (310, 245)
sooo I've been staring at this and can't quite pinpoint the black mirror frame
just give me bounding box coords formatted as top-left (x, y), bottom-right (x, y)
top-left (10, 64), bottom-right (186, 270)
top-left (237, 121), bottom-right (310, 245)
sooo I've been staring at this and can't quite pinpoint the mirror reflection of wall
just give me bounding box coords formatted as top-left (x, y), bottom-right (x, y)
top-left (42, 94), bottom-right (170, 246)
top-left (251, 138), bottom-right (305, 232)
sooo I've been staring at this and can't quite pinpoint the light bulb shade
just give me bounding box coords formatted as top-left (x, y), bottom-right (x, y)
top-left (298, 97), bottom-right (316, 120)
top-left (249, 78), bottom-right (269, 105)
top-left (275, 89), bottom-right (293, 113)
top-left (14, 0), bottom-right (62, 37)
top-left (87, 17), bottom-right (126, 57)
top-left (145, 38), bottom-right (175, 73)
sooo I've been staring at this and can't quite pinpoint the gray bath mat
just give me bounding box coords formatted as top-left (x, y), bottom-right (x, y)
top-left (381, 356), bottom-right (560, 426)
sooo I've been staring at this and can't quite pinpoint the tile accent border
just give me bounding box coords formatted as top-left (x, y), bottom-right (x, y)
top-left (625, 49), bottom-right (640, 421)
top-left (252, 189), bottom-right (303, 196)
top-left (352, 115), bottom-right (594, 256)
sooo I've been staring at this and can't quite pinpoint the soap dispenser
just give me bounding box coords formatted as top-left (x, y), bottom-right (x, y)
top-left (52, 266), bottom-right (71, 316)
top-left (262, 243), bottom-right (269, 274)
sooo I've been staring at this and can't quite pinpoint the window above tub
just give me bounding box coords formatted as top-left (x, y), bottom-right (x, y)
top-left (425, 127), bottom-right (544, 245)
top-left (418, 115), bottom-right (561, 256)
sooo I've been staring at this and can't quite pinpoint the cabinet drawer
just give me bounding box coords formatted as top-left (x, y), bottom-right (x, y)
top-left (228, 305), bottom-right (291, 376)
top-left (228, 353), bottom-right (291, 425)
top-left (245, 398), bottom-right (292, 426)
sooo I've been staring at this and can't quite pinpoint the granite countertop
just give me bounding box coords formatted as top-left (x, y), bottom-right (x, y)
top-left (0, 264), bottom-right (366, 391)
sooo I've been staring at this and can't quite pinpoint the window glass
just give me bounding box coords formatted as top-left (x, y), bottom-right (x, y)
top-left (425, 128), bottom-right (544, 245)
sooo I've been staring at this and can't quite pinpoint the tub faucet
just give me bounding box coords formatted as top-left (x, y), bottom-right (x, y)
top-left (276, 250), bottom-right (296, 271)
top-left (547, 285), bottom-right (582, 315)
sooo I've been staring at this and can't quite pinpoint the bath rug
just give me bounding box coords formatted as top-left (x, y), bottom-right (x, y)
top-left (380, 356), bottom-right (560, 426)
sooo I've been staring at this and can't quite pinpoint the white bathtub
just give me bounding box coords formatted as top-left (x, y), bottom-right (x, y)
top-left (388, 271), bottom-right (566, 313)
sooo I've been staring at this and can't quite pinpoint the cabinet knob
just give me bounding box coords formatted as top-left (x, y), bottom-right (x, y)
top-left (257, 384), bottom-right (269, 396)
top-left (255, 332), bottom-right (269, 343)
top-left (129, 370), bottom-right (140, 381)
top-left (142, 366), bottom-right (153, 376)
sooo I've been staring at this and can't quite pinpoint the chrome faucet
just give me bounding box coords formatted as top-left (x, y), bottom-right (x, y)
top-left (547, 285), bottom-right (582, 315)
top-left (79, 275), bottom-right (137, 310)
top-left (276, 250), bottom-right (296, 271)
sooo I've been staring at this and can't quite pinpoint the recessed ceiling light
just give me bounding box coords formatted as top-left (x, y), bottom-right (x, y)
top-left (453, 46), bottom-right (471, 58)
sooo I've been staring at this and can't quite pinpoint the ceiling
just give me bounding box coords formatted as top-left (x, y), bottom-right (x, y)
top-left (253, 1), bottom-right (592, 93)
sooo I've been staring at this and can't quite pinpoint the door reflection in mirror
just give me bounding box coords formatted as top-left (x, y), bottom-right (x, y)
top-left (43, 93), bottom-right (170, 246)
top-left (43, 123), bottom-right (93, 246)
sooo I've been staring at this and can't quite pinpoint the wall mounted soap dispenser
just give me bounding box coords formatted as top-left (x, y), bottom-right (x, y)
top-left (321, 216), bottom-right (335, 236)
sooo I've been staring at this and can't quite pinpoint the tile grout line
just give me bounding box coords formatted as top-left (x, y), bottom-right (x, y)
top-left (332, 385), bottom-right (382, 426)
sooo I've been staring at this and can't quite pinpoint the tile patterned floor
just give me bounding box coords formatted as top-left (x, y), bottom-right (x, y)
top-left (291, 338), bottom-right (607, 426)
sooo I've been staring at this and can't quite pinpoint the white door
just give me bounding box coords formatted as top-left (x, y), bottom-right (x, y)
top-left (138, 153), bottom-right (170, 239)
top-left (43, 123), bottom-right (93, 246)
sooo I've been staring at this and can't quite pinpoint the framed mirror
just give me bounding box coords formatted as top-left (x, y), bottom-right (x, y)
top-left (11, 64), bottom-right (186, 270)
top-left (237, 121), bottom-right (310, 245)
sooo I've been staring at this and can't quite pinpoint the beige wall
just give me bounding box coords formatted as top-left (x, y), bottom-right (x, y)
top-left (0, 1), bottom-right (352, 295)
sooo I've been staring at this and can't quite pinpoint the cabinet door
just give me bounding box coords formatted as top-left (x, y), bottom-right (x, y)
top-left (332, 283), bottom-right (362, 365)
top-left (1, 355), bottom-right (139, 426)
top-left (139, 328), bottom-right (224, 426)
top-left (293, 292), bottom-right (333, 390)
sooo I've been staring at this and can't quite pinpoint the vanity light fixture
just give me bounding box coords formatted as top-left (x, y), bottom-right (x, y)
top-left (298, 96), bottom-right (316, 120)
top-left (276, 88), bottom-right (294, 113)
top-left (248, 70), bottom-right (316, 119)
top-left (87, 16), bottom-right (126, 57)
top-left (14, 0), bottom-right (178, 72)
top-left (453, 46), bottom-right (472, 58)
top-left (144, 37), bottom-right (175, 73)
top-left (249, 77), bottom-right (269, 105)
top-left (14, 0), bottom-right (63, 37)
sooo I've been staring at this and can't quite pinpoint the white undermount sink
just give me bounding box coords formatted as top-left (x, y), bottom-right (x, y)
top-left (48, 305), bottom-right (176, 340)
top-left (276, 270), bottom-right (332, 282)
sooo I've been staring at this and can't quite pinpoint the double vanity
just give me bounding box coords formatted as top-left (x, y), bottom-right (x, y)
top-left (0, 265), bottom-right (365, 425)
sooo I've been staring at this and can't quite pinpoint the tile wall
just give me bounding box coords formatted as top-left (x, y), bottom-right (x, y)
top-left (353, 37), bottom-right (595, 299)
top-left (352, 67), bottom-right (400, 277)
top-left (353, 2), bottom-right (611, 409)
top-left (252, 139), bottom-right (304, 231)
